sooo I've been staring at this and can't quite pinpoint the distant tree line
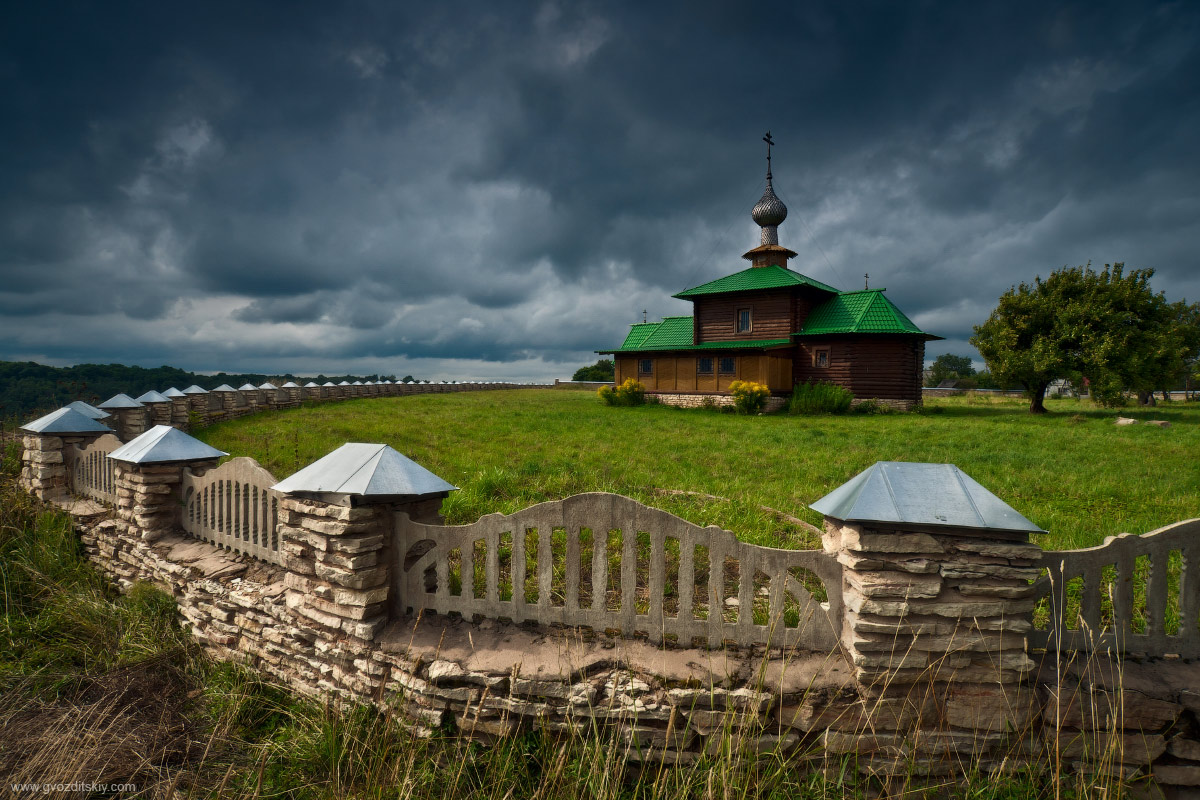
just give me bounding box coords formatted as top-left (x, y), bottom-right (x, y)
top-left (0, 360), bottom-right (411, 420)
top-left (571, 359), bottom-right (615, 382)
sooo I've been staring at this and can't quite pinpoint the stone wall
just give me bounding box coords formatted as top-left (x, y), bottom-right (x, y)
top-left (37, 487), bottom-right (1200, 792)
top-left (16, 417), bottom-right (1200, 792)
top-left (648, 392), bottom-right (789, 413)
top-left (849, 397), bottom-right (916, 411)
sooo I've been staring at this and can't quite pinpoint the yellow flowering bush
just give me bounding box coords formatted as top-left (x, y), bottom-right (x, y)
top-left (728, 379), bottom-right (770, 414)
top-left (598, 378), bottom-right (646, 407)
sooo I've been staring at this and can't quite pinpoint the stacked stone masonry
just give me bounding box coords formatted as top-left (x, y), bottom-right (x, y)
top-left (31, 479), bottom-right (1200, 792)
top-left (647, 393), bottom-right (789, 413)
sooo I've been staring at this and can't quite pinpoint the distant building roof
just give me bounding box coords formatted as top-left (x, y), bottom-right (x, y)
top-left (108, 425), bottom-right (227, 464)
top-left (674, 265), bottom-right (838, 299)
top-left (272, 443), bottom-right (457, 499)
top-left (21, 407), bottom-right (114, 434)
top-left (810, 461), bottom-right (1043, 533)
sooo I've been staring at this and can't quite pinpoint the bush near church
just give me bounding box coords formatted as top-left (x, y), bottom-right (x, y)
top-left (729, 380), bottom-right (770, 414)
top-left (598, 379), bottom-right (646, 407)
top-left (789, 380), bottom-right (854, 415)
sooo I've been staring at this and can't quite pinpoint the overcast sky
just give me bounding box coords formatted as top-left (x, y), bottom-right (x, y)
top-left (2, 2), bottom-right (1198, 380)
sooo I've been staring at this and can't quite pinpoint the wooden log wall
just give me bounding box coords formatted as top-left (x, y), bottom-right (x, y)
top-left (794, 337), bottom-right (924, 403)
top-left (693, 287), bottom-right (828, 344)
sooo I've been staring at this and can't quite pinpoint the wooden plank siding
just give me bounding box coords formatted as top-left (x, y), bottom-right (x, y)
top-left (794, 337), bottom-right (925, 403)
top-left (615, 354), bottom-right (793, 393)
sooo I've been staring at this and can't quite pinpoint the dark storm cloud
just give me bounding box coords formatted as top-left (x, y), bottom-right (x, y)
top-left (1, 0), bottom-right (1198, 377)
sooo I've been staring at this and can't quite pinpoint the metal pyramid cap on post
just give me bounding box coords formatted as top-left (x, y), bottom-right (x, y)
top-left (304, 382), bottom-right (319, 387)
top-left (272, 443), bottom-right (457, 500)
top-left (108, 425), bottom-right (228, 464)
top-left (258, 382), bottom-right (278, 390)
top-left (182, 385), bottom-right (208, 394)
top-left (98, 393), bottom-right (144, 409)
top-left (322, 382), bottom-right (336, 387)
top-left (21, 407), bottom-right (114, 434)
top-left (162, 387), bottom-right (186, 398)
top-left (810, 461), bottom-right (1044, 533)
top-left (338, 381), bottom-right (351, 386)
top-left (65, 400), bottom-right (111, 420)
top-left (136, 390), bottom-right (171, 404)
top-left (212, 384), bottom-right (237, 392)
top-left (282, 381), bottom-right (299, 388)
top-left (237, 383), bottom-right (258, 391)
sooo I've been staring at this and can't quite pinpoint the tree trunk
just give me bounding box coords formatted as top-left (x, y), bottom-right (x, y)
top-left (1137, 391), bottom-right (1156, 406)
top-left (1028, 384), bottom-right (1049, 414)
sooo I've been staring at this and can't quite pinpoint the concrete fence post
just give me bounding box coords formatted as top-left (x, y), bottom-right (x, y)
top-left (272, 443), bottom-right (456, 645)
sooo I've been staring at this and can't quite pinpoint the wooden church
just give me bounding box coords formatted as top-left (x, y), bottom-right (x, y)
top-left (601, 137), bottom-right (940, 410)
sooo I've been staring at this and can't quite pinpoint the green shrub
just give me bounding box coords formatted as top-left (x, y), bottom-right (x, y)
top-left (729, 380), bottom-right (770, 414)
top-left (597, 379), bottom-right (646, 407)
top-left (851, 398), bottom-right (891, 415)
top-left (788, 381), bottom-right (854, 415)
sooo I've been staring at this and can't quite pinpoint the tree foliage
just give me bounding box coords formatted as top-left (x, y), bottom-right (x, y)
top-left (925, 354), bottom-right (976, 387)
top-left (970, 263), bottom-right (1200, 413)
top-left (572, 359), bottom-right (615, 382)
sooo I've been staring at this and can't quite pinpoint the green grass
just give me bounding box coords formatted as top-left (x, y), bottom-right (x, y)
top-left (196, 390), bottom-right (1200, 552)
top-left (0, 411), bottom-right (1154, 798)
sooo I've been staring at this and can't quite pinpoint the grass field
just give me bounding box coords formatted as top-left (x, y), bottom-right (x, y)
top-left (1, 397), bottom-right (1172, 797)
top-left (197, 390), bottom-right (1200, 552)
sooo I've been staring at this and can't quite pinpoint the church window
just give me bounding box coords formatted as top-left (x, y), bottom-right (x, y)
top-left (814, 348), bottom-right (830, 368)
top-left (719, 357), bottom-right (736, 374)
top-left (697, 357), bottom-right (714, 375)
top-left (639, 359), bottom-right (653, 375)
top-left (736, 308), bottom-right (752, 333)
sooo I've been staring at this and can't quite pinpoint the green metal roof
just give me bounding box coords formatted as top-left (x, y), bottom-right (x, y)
top-left (619, 323), bottom-right (659, 350)
top-left (602, 316), bottom-right (790, 353)
top-left (798, 290), bottom-right (935, 337)
top-left (673, 265), bottom-right (839, 299)
top-left (639, 316), bottom-right (695, 349)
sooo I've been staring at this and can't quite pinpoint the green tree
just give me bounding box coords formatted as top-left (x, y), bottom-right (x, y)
top-left (572, 359), bottom-right (615, 382)
top-left (925, 354), bottom-right (976, 387)
top-left (971, 263), bottom-right (1200, 413)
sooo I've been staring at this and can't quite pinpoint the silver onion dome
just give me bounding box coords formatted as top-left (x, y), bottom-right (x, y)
top-left (752, 171), bottom-right (788, 227)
